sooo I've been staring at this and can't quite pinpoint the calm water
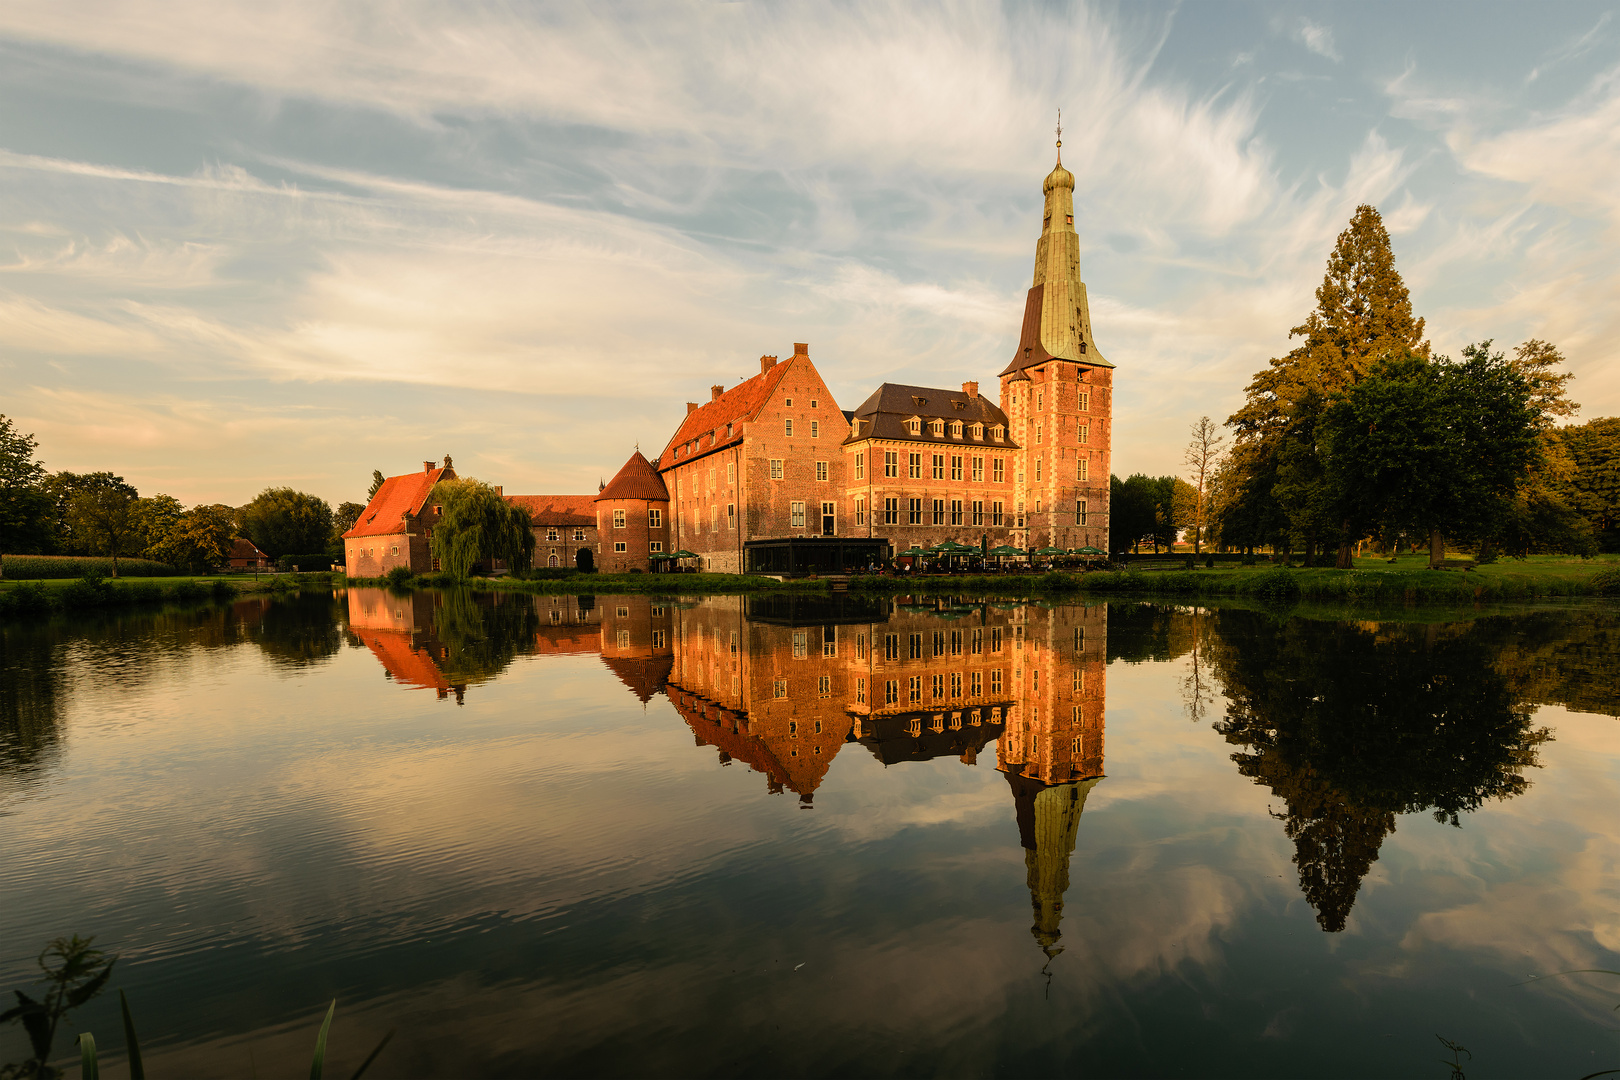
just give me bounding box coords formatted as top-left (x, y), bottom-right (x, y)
top-left (2, 589), bottom-right (1619, 1078)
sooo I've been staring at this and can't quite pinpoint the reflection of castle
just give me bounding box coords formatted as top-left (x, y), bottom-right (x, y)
top-left (661, 595), bottom-right (1106, 957)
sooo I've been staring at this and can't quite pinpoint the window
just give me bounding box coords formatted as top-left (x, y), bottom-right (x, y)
top-left (931, 673), bottom-right (944, 699)
top-left (991, 668), bottom-right (1003, 694)
top-left (972, 424), bottom-right (984, 440)
top-left (822, 501), bottom-right (835, 534)
top-left (908, 676), bottom-right (922, 703)
top-left (774, 680), bottom-right (788, 698)
top-left (770, 459), bottom-right (784, 479)
top-left (823, 625), bottom-right (837, 657)
top-left (950, 421), bottom-right (963, 438)
top-left (932, 631), bottom-right (945, 657)
top-left (855, 452), bottom-right (865, 480)
top-left (933, 454), bottom-right (945, 480)
top-left (951, 455), bottom-right (963, 480)
top-left (884, 633), bottom-right (899, 660)
top-left (855, 498), bottom-right (866, 526)
top-left (907, 418), bottom-right (922, 435)
top-left (950, 672), bottom-right (962, 698)
top-left (972, 500), bottom-right (983, 526)
top-left (1036, 424), bottom-right (1043, 444)
top-left (546, 528), bottom-right (559, 541)
top-left (885, 679), bottom-right (899, 705)
top-left (391, 545), bottom-right (398, 556)
top-left (908, 498), bottom-right (922, 525)
top-left (991, 500), bottom-right (1004, 526)
top-left (971, 671), bottom-right (982, 696)
top-left (993, 458), bottom-right (1005, 483)
top-left (708, 469), bottom-right (715, 492)
top-left (1073, 668), bottom-right (1085, 693)
top-left (1074, 627), bottom-right (1085, 654)
top-left (991, 627), bottom-right (1002, 652)
top-left (1077, 458), bottom-right (1089, 481)
top-left (971, 628), bottom-right (982, 655)
top-left (1079, 390), bottom-right (1090, 412)
top-left (908, 452), bottom-right (922, 479)
top-left (931, 499), bottom-right (944, 525)
top-left (730, 631), bottom-right (738, 655)
top-left (1078, 425), bottom-right (1089, 445)
top-left (616, 630), bottom-right (630, 648)
top-left (728, 503), bottom-right (736, 529)
top-left (1017, 502), bottom-right (1025, 527)
top-left (818, 676), bottom-right (831, 696)
top-left (785, 398), bottom-right (793, 407)
top-left (793, 631), bottom-right (808, 658)
top-left (993, 425), bottom-right (1005, 441)
top-left (857, 678), bottom-right (866, 704)
top-left (884, 497), bottom-right (898, 525)
top-left (931, 420), bottom-right (945, 437)
top-left (1035, 460), bottom-right (1042, 481)
top-left (1076, 499), bottom-right (1087, 525)
top-left (650, 541), bottom-right (663, 552)
top-left (884, 451), bottom-right (898, 477)
top-left (811, 420), bottom-right (819, 438)
top-left (727, 462), bottom-right (735, 484)
top-left (573, 529), bottom-right (585, 541)
top-left (614, 541), bottom-right (627, 553)
top-left (971, 456), bottom-right (983, 482)
top-left (951, 499), bottom-right (963, 525)
top-left (1037, 392), bottom-right (1043, 410)
top-left (816, 461), bottom-right (828, 481)
top-left (811, 398), bottom-right (818, 408)
top-left (784, 418), bottom-right (794, 437)
top-left (613, 509), bottom-right (626, 528)
top-left (791, 501), bottom-right (806, 527)
top-left (950, 630), bottom-right (962, 656)
top-left (908, 633), bottom-right (923, 659)
top-left (648, 508), bottom-right (661, 528)
top-left (857, 633), bottom-right (868, 660)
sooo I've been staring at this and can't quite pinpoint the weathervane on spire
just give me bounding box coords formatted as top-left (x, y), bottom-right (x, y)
top-left (1055, 108), bottom-right (1063, 163)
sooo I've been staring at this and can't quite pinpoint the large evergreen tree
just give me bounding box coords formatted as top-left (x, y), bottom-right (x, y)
top-left (1225, 205), bottom-right (1429, 564)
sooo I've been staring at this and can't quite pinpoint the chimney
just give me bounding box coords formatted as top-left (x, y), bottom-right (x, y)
top-left (423, 461), bottom-right (434, 474)
top-left (962, 381), bottom-right (979, 399)
top-left (494, 486), bottom-right (503, 496)
top-left (760, 354), bottom-right (777, 375)
top-left (686, 402), bottom-right (699, 414)
top-left (711, 385), bottom-right (724, 401)
top-left (793, 342), bottom-right (808, 357)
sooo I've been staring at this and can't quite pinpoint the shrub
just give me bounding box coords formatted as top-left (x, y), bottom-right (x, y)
top-left (1247, 568), bottom-right (1301, 603)
top-left (1590, 567), bottom-right (1620, 597)
top-left (0, 582), bottom-right (53, 617)
top-left (1205, 555), bottom-right (1215, 568)
top-left (384, 565), bottom-right (415, 590)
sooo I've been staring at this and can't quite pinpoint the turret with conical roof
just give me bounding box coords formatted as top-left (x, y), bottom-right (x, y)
top-left (594, 449), bottom-right (671, 572)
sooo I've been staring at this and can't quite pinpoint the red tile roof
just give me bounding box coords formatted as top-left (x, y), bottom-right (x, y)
top-left (506, 494), bottom-right (596, 526)
top-left (361, 631), bottom-right (451, 692)
top-left (228, 538), bottom-right (267, 561)
top-left (344, 465), bottom-right (454, 539)
top-left (655, 356), bottom-right (796, 471)
top-left (597, 450), bottom-right (670, 502)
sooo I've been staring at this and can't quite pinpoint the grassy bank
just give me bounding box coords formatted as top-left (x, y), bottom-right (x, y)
top-left (0, 572), bottom-right (337, 619)
top-left (346, 570), bottom-right (830, 596)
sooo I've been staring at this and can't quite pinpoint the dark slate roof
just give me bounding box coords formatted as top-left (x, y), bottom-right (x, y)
top-left (841, 383), bottom-right (1020, 448)
top-left (596, 450), bottom-right (670, 503)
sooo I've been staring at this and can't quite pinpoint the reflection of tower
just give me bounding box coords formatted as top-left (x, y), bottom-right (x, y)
top-left (1007, 773), bottom-right (1099, 958)
top-left (998, 601), bottom-right (1106, 960)
top-left (598, 596), bottom-right (673, 703)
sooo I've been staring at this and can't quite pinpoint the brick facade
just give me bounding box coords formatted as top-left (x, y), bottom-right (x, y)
top-left (342, 458), bottom-right (456, 577)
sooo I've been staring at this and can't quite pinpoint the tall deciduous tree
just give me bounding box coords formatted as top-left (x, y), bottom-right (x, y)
top-left (1555, 417), bottom-right (1620, 551)
top-left (151, 504), bottom-right (237, 572)
top-left (239, 488), bottom-right (334, 559)
top-left (1182, 416), bottom-right (1226, 554)
top-left (67, 478), bottom-right (141, 576)
top-left (1227, 205), bottom-right (1429, 564)
top-left (132, 494), bottom-right (184, 560)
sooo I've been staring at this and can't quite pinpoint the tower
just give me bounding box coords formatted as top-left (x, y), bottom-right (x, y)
top-left (1000, 125), bottom-right (1113, 553)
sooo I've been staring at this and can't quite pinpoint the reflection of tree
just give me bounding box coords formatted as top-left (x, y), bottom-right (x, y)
top-left (251, 592), bottom-right (343, 668)
top-left (431, 589), bottom-right (540, 687)
top-left (1208, 613), bottom-right (1550, 932)
top-left (0, 624), bottom-right (63, 785)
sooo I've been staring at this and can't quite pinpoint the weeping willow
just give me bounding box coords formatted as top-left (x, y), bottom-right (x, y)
top-left (430, 479), bottom-right (535, 578)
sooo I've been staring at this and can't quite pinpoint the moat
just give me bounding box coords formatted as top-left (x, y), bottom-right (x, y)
top-left (2, 590), bottom-right (1618, 1077)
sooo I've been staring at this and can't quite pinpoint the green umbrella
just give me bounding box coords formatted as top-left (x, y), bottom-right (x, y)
top-left (1074, 546), bottom-right (1105, 555)
top-left (668, 550), bottom-right (698, 559)
top-left (938, 540), bottom-right (975, 552)
top-left (989, 545), bottom-right (1026, 556)
top-left (1034, 546), bottom-right (1066, 556)
top-left (649, 551), bottom-right (673, 559)
top-left (900, 545), bottom-right (928, 555)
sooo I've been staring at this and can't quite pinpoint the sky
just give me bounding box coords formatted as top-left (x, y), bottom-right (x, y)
top-left (2, 1), bottom-right (1618, 508)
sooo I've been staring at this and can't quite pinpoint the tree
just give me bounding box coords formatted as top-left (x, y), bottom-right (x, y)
top-left (1510, 339), bottom-right (1579, 426)
top-left (1493, 340), bottom-right (1589, 556)
top-left (1319, 343), bottom-right (1540, 567)
top-left (334, 501), bottom-right (366, 537)
top-left (132, 494), bottom-right (184, 560)
top-left (430, 479), bottom-right (535, 579)
top-left (367, 470), bottom-right (386, 500)
top-left (1228, 205), bottom-right (1429, 564)
top-left (150, 504), bottom-right (236, 572)
top-left (0, 416), bottom-right (52, 572)
top-left (1181, 416), bottom-right (1226, 554)
top-left (66, 477), bottom-right (141, 576)
top-left (1555, 417), bottom-right (1620, 551)
top-left (239, 488), bottom-right (334, 559)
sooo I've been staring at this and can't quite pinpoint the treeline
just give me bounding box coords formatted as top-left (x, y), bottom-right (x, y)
top-left (1116, 205), bottom-right (1617, 563)
top-left (0, 419), bottom-right (374, 575)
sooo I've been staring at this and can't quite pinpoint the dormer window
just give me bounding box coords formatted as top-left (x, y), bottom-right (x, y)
top-left (930, 420), bottom-right (944, 437)
top-left (951, 400), bottom-right (966, 411)
top-left (949, 421), bottom-right (963, 438)
top-left (911, 396), bottom-right (927, 407)
top-left (972, 424), bottom-right (984, 440)
top-left (907, 417), bottom-right (922, 435)
top-left (725, 423), bottom-right (733, 437)
top-left (992, 425), bottom-right (1005, 441)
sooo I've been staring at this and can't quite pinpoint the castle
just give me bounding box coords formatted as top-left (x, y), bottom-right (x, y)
top-left (343, 148), bottom-right (1112, 577)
